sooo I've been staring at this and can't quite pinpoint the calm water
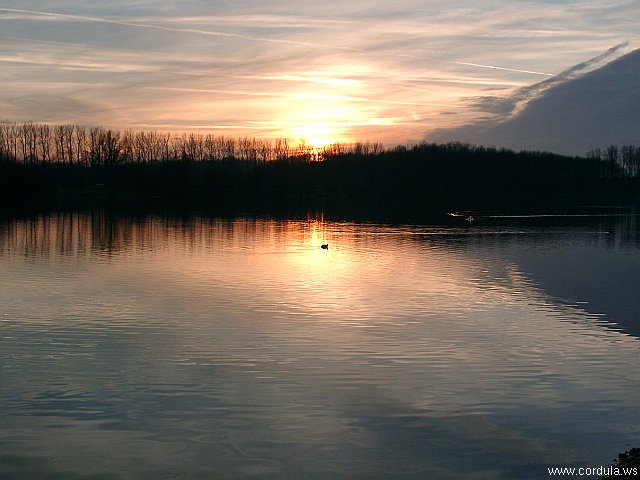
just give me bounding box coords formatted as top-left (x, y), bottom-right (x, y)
top-left (1, 211), bottom-right (640, 479)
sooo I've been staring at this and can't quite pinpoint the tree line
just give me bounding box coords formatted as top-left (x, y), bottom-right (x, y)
top-left (587, 145), bottom-right (640, 177)
top-left (0, 121), bottom-right (386, 166)
top-left (1, 121), bottom-right (639, 213)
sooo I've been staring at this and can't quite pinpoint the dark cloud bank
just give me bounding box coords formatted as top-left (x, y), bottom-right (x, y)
top-left (430, 45), bottom-right (640, 156)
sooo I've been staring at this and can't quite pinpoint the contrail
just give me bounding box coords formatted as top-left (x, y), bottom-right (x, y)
top-left (511, 42), bottom-right (629, 106)
top-left (0, 7), bottom-right (346, 50)
top-left (489, 42), bottom-right (630, 118)
top-left (143, 86), bottom-right (450, 107)
top-left (453, 61), bottom-right (555, 77)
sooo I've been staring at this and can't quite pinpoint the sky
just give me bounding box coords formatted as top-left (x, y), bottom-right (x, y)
top-left (430, 47), bottom-right (640, 155)
top-left (1, 0), bottom-right (639, 148)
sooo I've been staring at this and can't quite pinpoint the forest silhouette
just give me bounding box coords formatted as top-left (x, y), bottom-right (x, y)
top-left (2, 121), bottom-right (639, 214)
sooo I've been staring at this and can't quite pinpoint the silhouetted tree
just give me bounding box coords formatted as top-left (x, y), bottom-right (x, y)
top-left (2, 120), bottom-right (640, 212)
top-left (37, 123), bottom-right (52, 163)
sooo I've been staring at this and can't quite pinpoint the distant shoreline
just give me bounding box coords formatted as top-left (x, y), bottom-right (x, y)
top-left (2, 134), bottom-right (639, 216)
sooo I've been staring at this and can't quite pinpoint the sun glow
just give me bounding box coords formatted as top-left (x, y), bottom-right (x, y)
top-left (272, 93), bottom-right (364, 149)
top-left (292, 123), bottom-right (339, 150)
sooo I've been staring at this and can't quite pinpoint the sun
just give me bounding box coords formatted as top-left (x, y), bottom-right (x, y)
top-left (274, 98), bottom-right (360, 150)
top-left (292, 123), bottom-right (339, 150)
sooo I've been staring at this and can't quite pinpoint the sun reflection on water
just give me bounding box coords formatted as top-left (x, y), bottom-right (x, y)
top-left (3, 211), bottom-right (640, 479)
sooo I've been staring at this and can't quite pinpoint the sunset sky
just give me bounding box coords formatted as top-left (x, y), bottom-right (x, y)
top-left (1, 1), bottom-right (638, 148)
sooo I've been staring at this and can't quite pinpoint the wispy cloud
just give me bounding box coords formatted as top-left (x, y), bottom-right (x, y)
top-left (481, 42), bottom-right (631, 118)
top-left (0, 8), bottom-right (356, 50)
top-left (1, 1), bottom-right (638, 144)
top-left (429, 45), bottom-right (640, 154)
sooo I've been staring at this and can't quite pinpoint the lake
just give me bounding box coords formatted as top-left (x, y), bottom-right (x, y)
top-left (1, 210), bottom-right (639, 479)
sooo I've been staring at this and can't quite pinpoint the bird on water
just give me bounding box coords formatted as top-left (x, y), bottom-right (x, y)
top-left (321, 244), bottom-right (329, 249)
